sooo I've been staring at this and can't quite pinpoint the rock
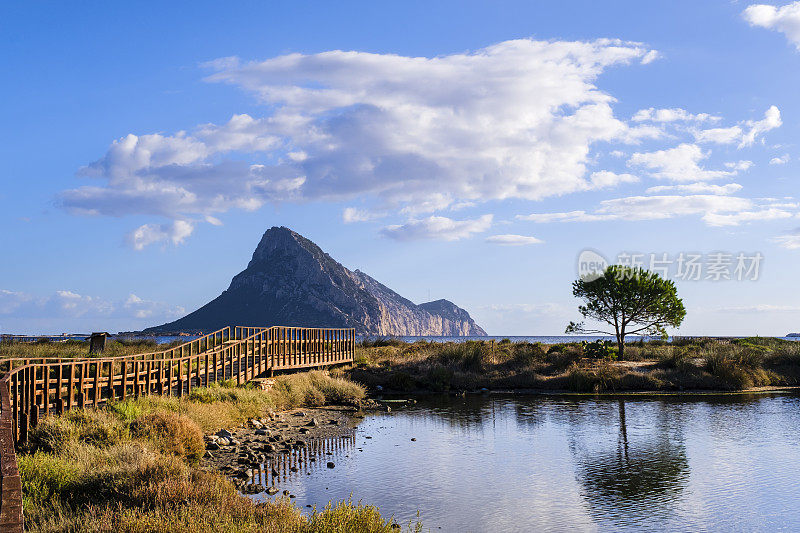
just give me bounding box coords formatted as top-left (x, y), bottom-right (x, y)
top-left (242, 483), bottom-right (264, 494)
top-left (295, 439), bottom-right (307, 447)
top-left (216, 429), bottom-right (233, 439)
top-left (266, 486), bottom-right (279, 495)
top-left (411, 438), bottom-right (416, 441)
top-left (283, 490), bottom-right (290, 496)
top-left (145, 226), bottom-right (487, 336)
top-left (250, 419), bottom-right (263, 429)
top-left (327, 462), bottom-right (335, 468)
top-left (308, 418), bottom-right (319, 427)
top-left (206, 442), bottom-right (220, 450)
top-left (255, 429), bottom-right (267, 436)
top-left (217, 437), bottom-right (230, 446)
top-left (297, 411), bottom-right (307, 417)
top-left (299, 428), bottom-right (310, 434)
top-left (329, 419), bottom-right (340, 425)
top-left (290, 466), bottom-right (298, 472)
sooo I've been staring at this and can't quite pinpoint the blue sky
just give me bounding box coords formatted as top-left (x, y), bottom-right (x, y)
top-left (2, 1), bottom-right (800, 335)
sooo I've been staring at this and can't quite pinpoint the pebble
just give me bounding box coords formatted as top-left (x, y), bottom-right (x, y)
top-left (266, 486), bottom-right (279, 495)
top-left (327, 462), bottom-right (335, 468)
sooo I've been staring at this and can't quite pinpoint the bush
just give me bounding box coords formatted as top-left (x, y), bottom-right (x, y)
top-left (130, 412), bottom-right (205, 463)
top-left (582, 340), bottom-right (617, 361)
top-left (511, 343), bottom-right (547, 366)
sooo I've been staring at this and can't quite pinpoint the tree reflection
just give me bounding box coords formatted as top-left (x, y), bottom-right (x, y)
top-left (571, 399), bottom-right (690, 524)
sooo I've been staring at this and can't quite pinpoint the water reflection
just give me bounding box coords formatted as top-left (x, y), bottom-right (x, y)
top-left (569, 400), bottom-right (689, 528)
top-left (244, 393), bottom-right (800, 531)
top-left (249, 434), bottom-right (357, 494)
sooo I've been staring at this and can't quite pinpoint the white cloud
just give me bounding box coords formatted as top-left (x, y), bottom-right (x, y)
top-left (645, 182), bottom-right (743, 195)
top-left (342, 207), bottom-right (383, 223)
top-left (632, 108), bottom-right (719, 123)
top-left (381, 215), bottom-right (493, 241)
top-left (773, 227), bottom-right (800, 249)
top-left (587, 170), bottom-right (639, 189)
top-left (519, 194), bottom-right (795, 226)
top-left (60, 38), bottom-right (663, 241)
top-left (703, 207), bottom-right (794, 226)
top-left (693, 106), bottom-right (781, 147)
top-left (694, 126), bottom-right (743, 145)
top-left (485, 234), bottom-right (544, 246)
top-left (740, 106), bottom-right (782, 147)
top-left (127, 220), bottom-right (194, 251)
top-left (744, 2), bottom-right (800, 50)
top-left (770, 154), bottom-right (791, 165)
top-left (0, 289), bottom-right (183, 322)
top-left (628, 143), bottom-right (740, 182)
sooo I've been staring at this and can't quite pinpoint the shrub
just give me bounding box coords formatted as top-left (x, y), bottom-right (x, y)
top-left (582, 340), bottom-right (617, 361)
top-left (130, 412), bottom-right (204, 463)
top-left (19, 452), bottom-right (81, 511)
top-left (511, 343), bottom-right (547, 366)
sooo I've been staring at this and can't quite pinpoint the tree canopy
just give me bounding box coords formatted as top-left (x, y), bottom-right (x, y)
top-left (566, 265), bottom-right (686, 359)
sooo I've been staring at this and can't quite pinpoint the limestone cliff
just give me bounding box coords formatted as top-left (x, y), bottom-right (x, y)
top-left (146, 227), bottom-right (486, 336)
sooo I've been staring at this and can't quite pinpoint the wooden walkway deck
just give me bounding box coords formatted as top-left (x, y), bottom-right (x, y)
top-left (0, 325), bottom-right (355, 532)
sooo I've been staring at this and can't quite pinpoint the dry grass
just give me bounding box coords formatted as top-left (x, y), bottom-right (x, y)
top-left (344, 337), bottom-right (800, 393)
top-left (0, 338), bottom-right (182, 360)
top-left (19, 372), bottom-right (400, 533)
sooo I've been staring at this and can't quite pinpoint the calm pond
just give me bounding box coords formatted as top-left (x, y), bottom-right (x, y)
top-left (254, 393), bottom-right (800, 532)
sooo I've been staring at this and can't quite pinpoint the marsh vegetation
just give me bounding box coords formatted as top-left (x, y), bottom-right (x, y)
top-left (344, 337), bottom-right (800, 393)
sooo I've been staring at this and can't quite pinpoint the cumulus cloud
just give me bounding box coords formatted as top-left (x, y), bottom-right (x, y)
top-left (518, 194), bottom-right (795, 226)
top-left (485, 234), bottom-right (544, 246)
top-left (773, 227), bottom-right (800, 249)
top-left (60, 38), bottom-right (664, 244)
top-left (628, 143), bottom-right (742, 182)
top-left (381, 215), bottom-right (492, 241)
top-left (770, 154), bottom-right (791, 165)
top-left (126, 221), bottom-right (194, 251)
top-left (693, 106), bottom-right (782, 148)
top-left (587, 170), bottom-right (639, 189)
top-left (744, 2), bottom-right (800, 50)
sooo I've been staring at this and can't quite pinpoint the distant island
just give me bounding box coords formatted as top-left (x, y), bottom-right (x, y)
top-left (145, 226), bottom-right (486, 336)
top-left (788, 333), bottom-right (800, 337)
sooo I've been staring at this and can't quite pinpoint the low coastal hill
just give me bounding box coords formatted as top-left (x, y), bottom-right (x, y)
top-left (146, 226), bottom-right (486, 336)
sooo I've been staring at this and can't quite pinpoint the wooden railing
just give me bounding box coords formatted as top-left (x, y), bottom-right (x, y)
top-left (0, 325), bottom-right (354, 532)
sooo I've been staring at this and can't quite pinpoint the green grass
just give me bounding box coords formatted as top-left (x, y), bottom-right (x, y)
top-left (19, 372), bottom-right (403, 533)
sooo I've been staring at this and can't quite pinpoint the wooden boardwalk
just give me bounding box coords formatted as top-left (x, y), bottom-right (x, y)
top-left (0, 325), bottom-right (355, 532)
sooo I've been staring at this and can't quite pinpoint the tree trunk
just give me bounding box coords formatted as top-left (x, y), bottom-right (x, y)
top-left (617, 335), bottom-right (625, 361)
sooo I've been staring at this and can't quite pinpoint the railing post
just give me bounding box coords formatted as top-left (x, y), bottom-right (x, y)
top-left (93, 362), bottom-right (100, 406)
top-left (121, 361), bottom-right (127, 400)
top-left (67, 363), bottom-right (75, 409)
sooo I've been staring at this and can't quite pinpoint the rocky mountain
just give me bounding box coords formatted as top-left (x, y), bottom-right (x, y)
top-left (146, 226), bottom-right (486, 336)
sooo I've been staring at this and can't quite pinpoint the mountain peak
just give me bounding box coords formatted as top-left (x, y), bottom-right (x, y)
top-left (147, 227), bottom-right (486, 336)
